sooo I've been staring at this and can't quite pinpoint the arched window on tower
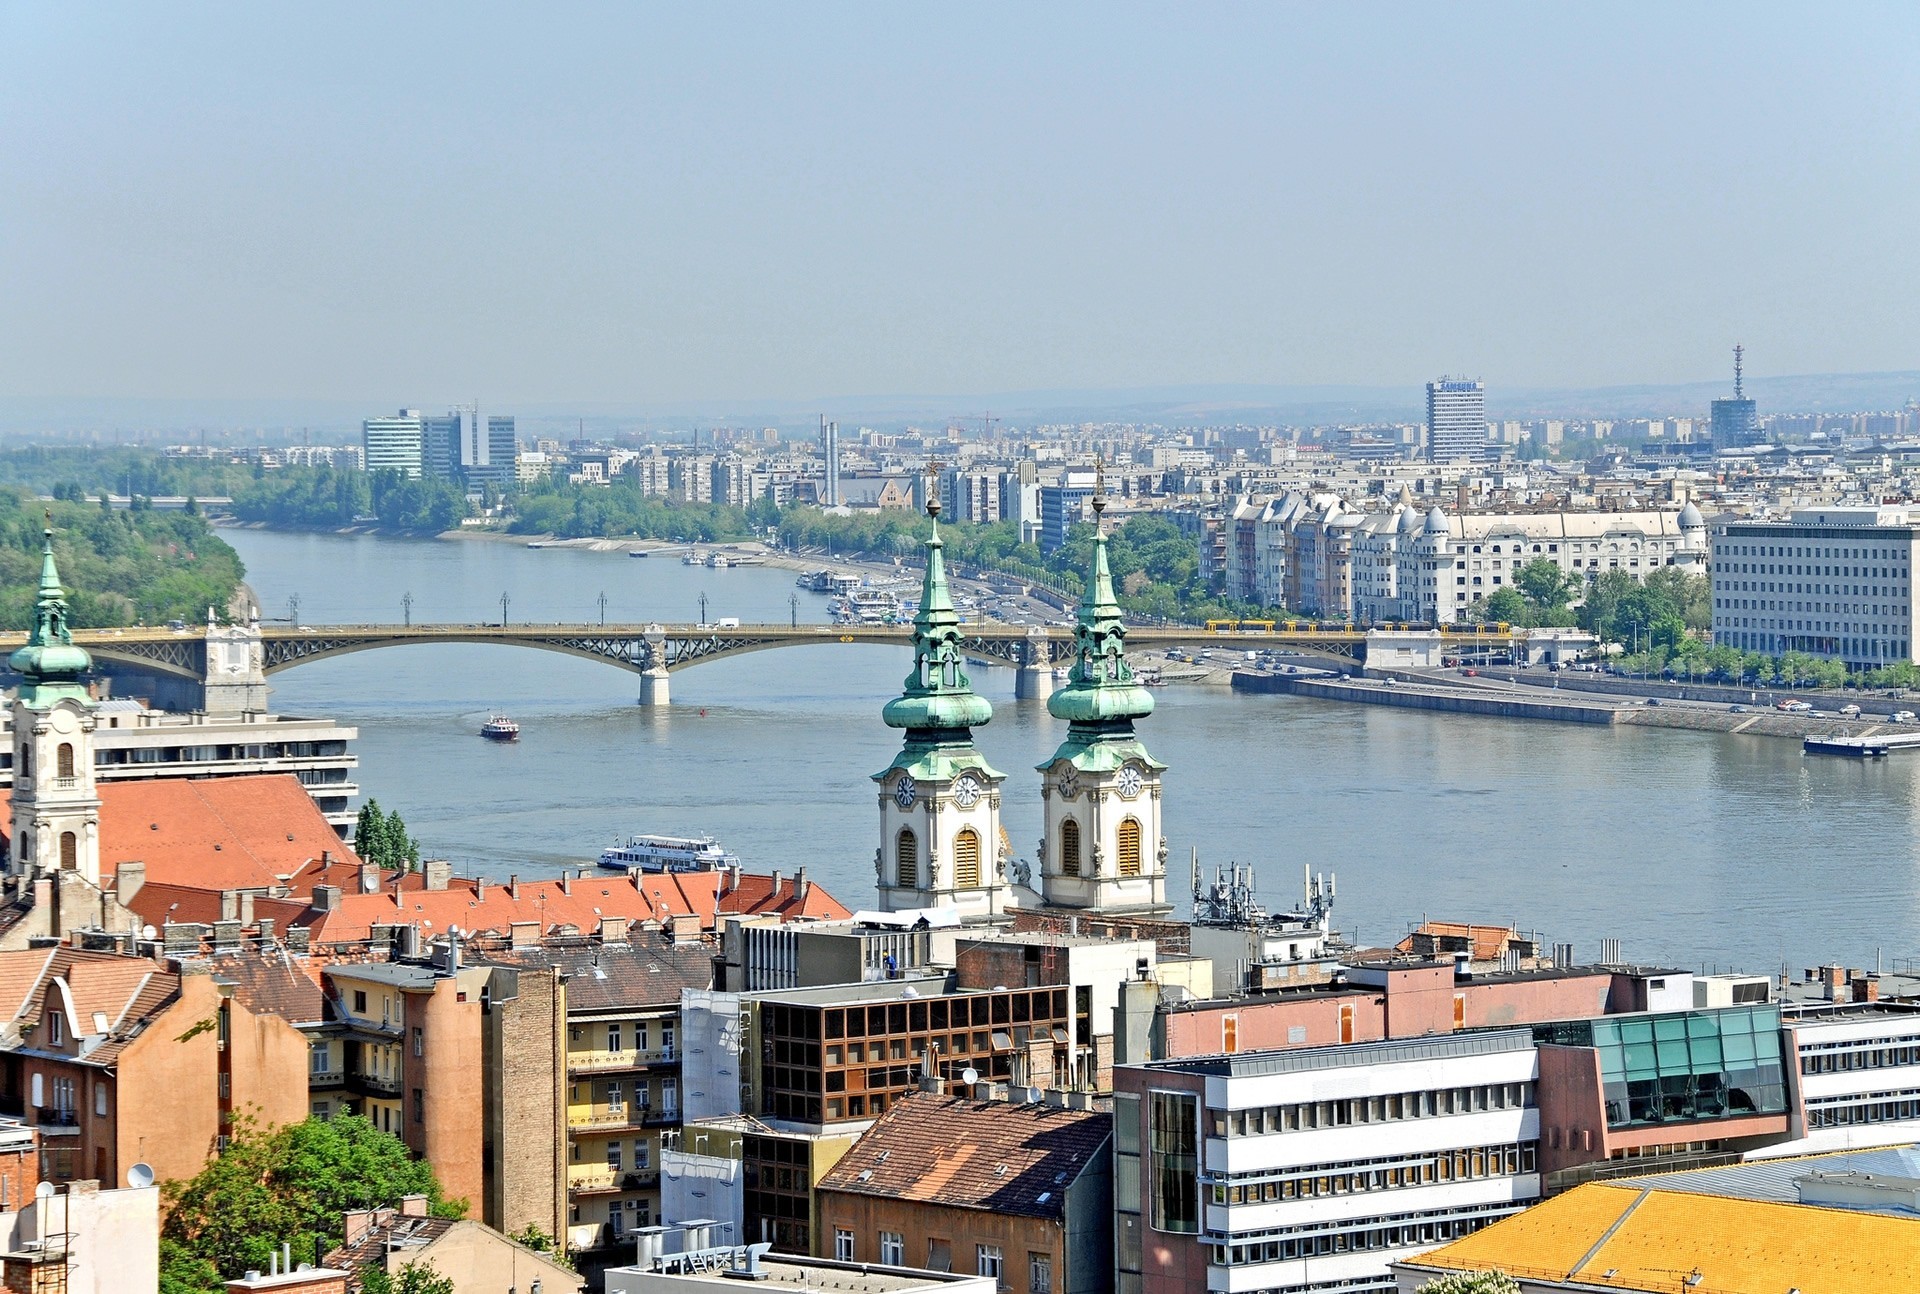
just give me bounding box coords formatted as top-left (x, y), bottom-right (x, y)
top-left (1117, 817), bottom-right (1143, 878)
top-left (19, 748), bottom-right (28, 781)
top-left (1060, 819), bottom-right (1081, 877)
top-left (897, 829), bottom-right (918, 888)
top-left (954, 829), bottom-right (981, 889)
top-left (59, 833), bottom-right (76, 871)
top-left (56, 744), bottom-right (74, 780)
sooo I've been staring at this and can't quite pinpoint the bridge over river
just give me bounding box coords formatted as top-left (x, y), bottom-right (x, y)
top-left (0, 620), bottom-right (1522, 710)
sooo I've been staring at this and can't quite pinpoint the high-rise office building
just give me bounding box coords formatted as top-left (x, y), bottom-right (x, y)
top-left (462, 412), bottom-right (517, 489)
top-left (421, 413), bottom-right (463, 481)
top-left (1426, 378), bottom-right (1488, 463)
top-left (363, 410), bottom-right (425, 478)
top-left (821, 419), bottom-right (841, 507)
top-left (1710, 345), bottom-right (1760, 447)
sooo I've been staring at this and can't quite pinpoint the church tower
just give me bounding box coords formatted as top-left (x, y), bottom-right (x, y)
top-left (874, 500), bottom-right (1010, 919)
top-left (8, 527), bottom-right (101, 884)
top-left (1037, 491), bottom-right (1169, 914)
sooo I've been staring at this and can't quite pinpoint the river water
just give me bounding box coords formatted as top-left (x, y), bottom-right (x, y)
top-left (221, 527), bottom-right (1920, 976)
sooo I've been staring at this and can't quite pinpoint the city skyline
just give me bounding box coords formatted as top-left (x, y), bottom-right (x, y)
top-left (2, 4), bottom-right (1917, 406)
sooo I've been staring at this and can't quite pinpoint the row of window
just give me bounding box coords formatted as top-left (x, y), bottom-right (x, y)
top-left (574, 1078), bottom-right (677, 1113)
top-left (1058, 817), bottom-right (1144, 878)
top-left (1207, 1141), bottom-right (1538, 1205)
top-left (579, 1022), bottom-right (675, 1054)
top-left (1799, 1038), bottom-right (1920, 1074)
top-left (1807, 1094), bottom-right (1920, 1128)
top-left (894, 827), bottom-right (982, 889)
top-left (1207, 1082), bottom-right (1533, 1138)
top-left (1209, 1201), bottom-right (1520, 1267)
top-left (832, 1231), bottom-right (1051, 1293)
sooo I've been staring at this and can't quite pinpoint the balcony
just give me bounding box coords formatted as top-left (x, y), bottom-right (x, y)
top-left (33, 1108), bottom-right (79, 1136)
top-left (566, 1049), bottom-right (680, 1077)
top-left (643, 1107), bottom-right (681, 1128)
top-left (567, 1170), bottom-right (620, 1197)
top-left (567, 1107), bottom-right (644, 1133)
top-left (309, 1069), bottom-right (346, 1090)
top-left (339, 1017), bottom-right (404, 1041)
top-left (348, 1072), bottom-right (403, 1098)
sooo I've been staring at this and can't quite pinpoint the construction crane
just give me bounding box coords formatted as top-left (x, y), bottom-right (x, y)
top-left (946, 412), bottom-right (1001, 440)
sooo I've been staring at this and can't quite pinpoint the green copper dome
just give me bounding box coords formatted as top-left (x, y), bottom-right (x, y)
top-left (10, 528), bottom-right (92, 705)
top-left (876, 503), bottom-right (1000, 781)
top-left (1046, 507), bottom-right (1155, 728)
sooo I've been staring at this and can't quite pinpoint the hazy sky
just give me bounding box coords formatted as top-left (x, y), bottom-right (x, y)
top-left (3, 3), bottom-right (1916, 406)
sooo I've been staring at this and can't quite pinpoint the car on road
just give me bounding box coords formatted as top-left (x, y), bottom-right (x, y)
top-left (1644, 698), bottom-right (1661, 706)
top-left (1839, 704), bottom-right (1862, 717)
top-left (1776, 699), bottom-right (1813, 713)
top-left (1729, 705), bottom-right (1748, 713)
top-left (1893, 711), bottom-right (1918, 725)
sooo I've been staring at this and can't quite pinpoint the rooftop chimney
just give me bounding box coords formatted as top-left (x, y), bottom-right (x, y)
top-left (560, 871), bottom-right (573, 896)
top-left (508, 875), bottom-right (520, 901)
top-left (311, 884), bottom-right (340, 913)
top-left (359, 863), bottom-right (379, 895)
top-left (797, 868), bottom-right (810, 902)
top-left (422, 860), bottom-right (452, 892)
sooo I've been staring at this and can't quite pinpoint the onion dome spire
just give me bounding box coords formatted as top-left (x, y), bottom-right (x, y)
top-left (1047, 475), bottom-right (1154, 730)
top-left (9, 522), bottom-right (92, 706)
top-left (881, 498), bottom-right (993, 738)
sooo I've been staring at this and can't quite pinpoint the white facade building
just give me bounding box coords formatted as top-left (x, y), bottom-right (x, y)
top-left (1709, 506), bottom-right (1919, 667)
top-left (1426, 379), bottom-right (1488, 464)
top-left (362, 410), bottom-right (425, 478)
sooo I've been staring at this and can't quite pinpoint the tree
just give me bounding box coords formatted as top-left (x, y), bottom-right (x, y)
top-left (361, 1262), bottom-right (456, 1294)
top-left (162, 1114), bottom-right (464, 1286)
top-left (1416, 1273), bottom-right (1521, 1294)
top-left (354, 799), bottom-right (420, 870)
top-left (1513, 558), bottom-right (1574, 615)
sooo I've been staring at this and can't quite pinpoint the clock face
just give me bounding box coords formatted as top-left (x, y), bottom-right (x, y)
top-left (952, 775), bottom-right (982, 808)
top-left (1057, 766), bottom-right (1079, 797)
top-left (894, 775), bottom-right (917, 810)
top-left (1117, 766), bottom-right (1144, 798)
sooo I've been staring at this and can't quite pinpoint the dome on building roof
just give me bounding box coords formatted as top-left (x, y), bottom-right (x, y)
top-left (1397, 505), bottom-right (1420, 534)
top-left (1424, 505), bottom-right (1449, 535)
top-left (1678, 501), bottom-right (1705, 528)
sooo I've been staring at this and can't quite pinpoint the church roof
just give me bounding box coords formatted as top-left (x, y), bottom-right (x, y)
top-left (1045, 497), bottom-right (1156, 738)
top-left (877, 503), bottom-right (994, 775)
top-left (98, 773), bottom-right (356, 892)
top-left (9, 529), bottom-right (92, 704)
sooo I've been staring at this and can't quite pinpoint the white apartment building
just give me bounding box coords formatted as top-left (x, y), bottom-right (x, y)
top-left (1709, 506), bottom-right (1919, 666)
top-left (1426, 379), bottom-right (1488, 464)
top-left (363, 410), bottom-right (425, 478)
top-left (1116, 1031), bottom-right (1542, 1294)
top-left (1217, 495), bottom-right (1706, 623)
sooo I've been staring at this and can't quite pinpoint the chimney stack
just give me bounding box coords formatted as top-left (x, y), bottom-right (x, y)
top-left (359, 862), bottom-right (379, 894)
top-left (422, 860), bottom-right (452, 892)
top-left (560, 870), bottom-right (573, 896)
top-left (508, 875), bottom-right (520, 901)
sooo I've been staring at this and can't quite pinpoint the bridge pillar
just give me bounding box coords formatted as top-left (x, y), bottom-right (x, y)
top-left (638, 667), bottom-right (671, 708)
top-left (1016, 629), bottom-right (1058, 701)
top-left (202, 610), bottom-right (269, 714)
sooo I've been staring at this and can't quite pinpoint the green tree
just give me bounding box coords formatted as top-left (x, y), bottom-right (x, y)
top-left (1416, 1272), bottom-right (1521, 1294)
top-left (361, 1262), bottom-right (456, 1294)
top-left (509, 1223), bottom-right (572, 1267)
top-left (1481, 587), bottom-right (1531, 625)
top-left (354, 800), bottom-right (387, 860)
top-left (354, 799), bottom-right (420, 870)
top-left (162, 1114), bottom-right (463, 1286)
top-left (1513, 558), bottom-right (1574, 615)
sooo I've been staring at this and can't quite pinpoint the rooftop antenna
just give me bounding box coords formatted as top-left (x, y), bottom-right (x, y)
top-left (1733, 344), bottom-right (1745, 400)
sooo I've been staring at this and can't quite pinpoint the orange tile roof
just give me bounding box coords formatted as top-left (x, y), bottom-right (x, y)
top-left (99, 774), bottom-right (357, 893)
top-left (1410, 1181), bottom-right (1920, 1294)
top-left (124, 881), bottom-right (311, 932)
top-left (302, 869), bottom-right (850, 944)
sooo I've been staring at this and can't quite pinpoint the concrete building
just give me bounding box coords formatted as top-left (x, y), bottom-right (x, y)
top-left (0, 948), bottom-right (308, 1188)
top-left (0, 695), bottom-right (362, 839)
top-left (1710, 505), bottom-right (1919, 667)
top-left (815, 1093), bottom-right (1112, 1293)
top-left (0, 1169), bottom-right (161, 1294)
top-left (1116, 1031), bottom-right (1543, 1294)
top-left (327, 1198), bottom-right (583, 1294)
top-left (1426, 379), bottom-right (1487, 464)
top-left (605, 1238), bottom-right (994, 1294)
top-left (363, 411), bottom-right (425, 478)
top-left (1037, 475), bottom-right (1097, 554)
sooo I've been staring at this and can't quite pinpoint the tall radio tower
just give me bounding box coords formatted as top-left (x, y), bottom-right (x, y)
top-left (1733, 344), bottom-right (1745, 400)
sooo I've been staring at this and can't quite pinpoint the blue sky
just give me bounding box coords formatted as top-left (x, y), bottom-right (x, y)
top-left (2, 3), bottom-right (1915, 406)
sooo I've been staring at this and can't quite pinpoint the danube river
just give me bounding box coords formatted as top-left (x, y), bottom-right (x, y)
top-left (223, 527), bottom-right (1920, 976)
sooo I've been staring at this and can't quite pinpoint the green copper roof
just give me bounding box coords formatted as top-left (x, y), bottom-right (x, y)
top-left (876, 504), bottom-right (995, 778)
top-left (1046, 514), bottom-right (1155, 729)
top-left (9, 529), bottom-right (92, 705)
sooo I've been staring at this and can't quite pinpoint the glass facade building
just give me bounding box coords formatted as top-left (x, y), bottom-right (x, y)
top-left (1538, 1005), bottom-right (1788, 1130)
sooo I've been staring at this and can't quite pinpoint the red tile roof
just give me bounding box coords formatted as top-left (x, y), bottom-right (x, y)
top-left (301, 869), bottom-right (850, 944)
top-left (1396, 921), bottom-right (1518, 963)
top-left (123, 881), bottom-right (311, 933)
top-left (818, 1093), bottom-right (1111, 1219)
top-left (99, 775), bottom-right (357, 893)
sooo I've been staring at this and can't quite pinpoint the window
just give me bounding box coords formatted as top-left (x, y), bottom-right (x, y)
top-left (353, 991), bottom-right (368, 1014)
top-left (662, 1025), bottom-right (675, 1056)
top-left (1060, 819), bottom-right (1082, 877)
top-left (1148, 1091), bottom-right (1199, 1233)
top-left (663, 1078), bottom-right (677, 1112)
top-left (1030, 1253), bottom-right (1052, 1294)
top-left (58, 833), bottom-right (76, 871)
top-left (835, 1229), bottom-right (856, 1262)
top-left (608, 1023), bottom-right (622, 1052)
top-left (1222, 1015), bottom-right (1238, 1055)
top-left (56, 743), bottom-right (73, 779)
top-left (48, 1013), bottom-right (63, 1046)
top-left (94, 1084), bottom-right (107, 1117)
top-left (927, 1240), bottom-right (951, 1272)
top-left (310, 1042), bottom-right (329, 1074)
top-left (412, 1090), bottom-right (423, 1122)
top-left (412, 1027), bottom-right (423, 1058)
top-left (638, 1022), bottom-right (649, 1051)
top-left (954, 828), bottom-right (982, 889)
top-left (897, 829), bottom-right (919, 888)
top-left (880, 1232), bottom-right (904, 1266)
top-left (635, 1139), bottom-right (650, 1169)
top-left (1117, 818), bottom-right (1142, 878)
top-left (977, 1245), bottom-right (1003, 1284)
top-left (607, 1081), bottom-right (623, 1113)
top-left (607, 1142), bottom-right (623, 1171)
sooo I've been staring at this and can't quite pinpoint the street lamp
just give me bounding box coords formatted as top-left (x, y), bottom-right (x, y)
top-left (597, 591), bottom-right (609, 627)
top-left (500, 592), bottom-right (510, 626)
top-left (698, 591), bottom-right (709, 627)
top-left (286, 593), bottom-right (300, 624)
top-left (790, 592), bottom-right (799, 629)
top-left (401, 592), bottom-right (413, 627)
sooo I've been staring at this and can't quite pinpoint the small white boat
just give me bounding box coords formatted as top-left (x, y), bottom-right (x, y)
top-left (481, 714), bottom-right (520, 742)
top-left (598, 834), bottom-right (741, 873)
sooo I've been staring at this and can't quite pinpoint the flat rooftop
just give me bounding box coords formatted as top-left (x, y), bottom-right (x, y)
top-left (1144, 1027), bottom-right (1535, 1078)
top-left (609, 1255), bottom-right (984, 1293)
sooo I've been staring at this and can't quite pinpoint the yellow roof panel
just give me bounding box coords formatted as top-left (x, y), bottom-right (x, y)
top-left (1415, 1182), bottom-right (1920, 1294)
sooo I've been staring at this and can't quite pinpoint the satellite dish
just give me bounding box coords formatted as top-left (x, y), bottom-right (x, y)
top-left (140, 925), bottom-right (157, 941)
top-left (34, 1182), bottom-right (53, 1201)
top-left (961, 1067), bottom-right (980, 1086)
top-left (126, 1163), bottom-right (155, 1189)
